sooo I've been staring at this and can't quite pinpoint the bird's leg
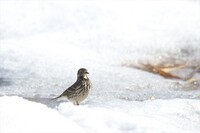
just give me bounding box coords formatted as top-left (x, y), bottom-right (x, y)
top-left (73, 101), bottom-right (79, 105)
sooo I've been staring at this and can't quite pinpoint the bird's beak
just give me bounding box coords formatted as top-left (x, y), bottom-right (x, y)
top-left (85, 71), bottom-right (89, 74)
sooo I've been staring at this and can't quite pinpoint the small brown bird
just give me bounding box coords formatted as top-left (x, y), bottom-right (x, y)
top-left (51, 68), bottom-right (92, 105)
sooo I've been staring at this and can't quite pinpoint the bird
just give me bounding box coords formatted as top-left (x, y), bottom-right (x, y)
top-left (51, 68), bottom-right (92, 105)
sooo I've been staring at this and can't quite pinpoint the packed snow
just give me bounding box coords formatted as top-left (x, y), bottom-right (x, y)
top-left (1, 96), bottom-right (200, 133)
top-left (0, 0), bottom-right (200, 133)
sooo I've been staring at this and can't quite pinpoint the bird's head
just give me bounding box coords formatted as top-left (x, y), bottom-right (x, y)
top-left (77, 68), bottom-right (89, 79)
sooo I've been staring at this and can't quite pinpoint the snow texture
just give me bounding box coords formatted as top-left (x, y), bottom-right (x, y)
top-left (0, 96), bottom-right (200, 133)
top-left (0, 0), bottom-right (200, 132)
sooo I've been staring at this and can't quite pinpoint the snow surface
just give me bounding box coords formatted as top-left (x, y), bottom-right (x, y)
top-left (0, 0), bottom-right (200, 132)
top-left (0, 96), bottom-right (200, 133)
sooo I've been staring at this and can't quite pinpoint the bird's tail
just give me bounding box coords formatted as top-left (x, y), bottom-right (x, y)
top-left (50, 95), bottom-right (61, 101)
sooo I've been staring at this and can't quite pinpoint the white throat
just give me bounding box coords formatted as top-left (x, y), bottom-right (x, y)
top-left (83, 74), bottom-right (88, 79)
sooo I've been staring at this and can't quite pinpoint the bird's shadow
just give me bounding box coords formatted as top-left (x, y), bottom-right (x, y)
top-left (24, 97), bottom-right (93, 109)
top-left (24, 97), bottom-right (67, 109)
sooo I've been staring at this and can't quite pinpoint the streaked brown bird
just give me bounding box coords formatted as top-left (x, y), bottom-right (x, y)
top-left (51, 68), bottom-right (92, 105)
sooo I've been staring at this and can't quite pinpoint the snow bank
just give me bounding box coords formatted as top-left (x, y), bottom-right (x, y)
top-left (0, 96), bottom-right (85, 133)
top-left (1, 96), bottom-right (200, 133)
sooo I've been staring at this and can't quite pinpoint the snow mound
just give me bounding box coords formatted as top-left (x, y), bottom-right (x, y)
top-left (0, 96), bottom-right (85, 133)
top-left (1, 96), bottom-right (200, 133)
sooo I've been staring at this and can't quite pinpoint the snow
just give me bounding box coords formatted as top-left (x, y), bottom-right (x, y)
top-left (0, 96), bottom-right (86, 133)
top-left (0, 96), bottom-right (200, 133)
top-left (0, 0), bottom-right (200, 132)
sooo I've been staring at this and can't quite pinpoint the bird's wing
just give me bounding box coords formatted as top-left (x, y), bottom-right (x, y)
top-left (60, 79), bottom-right (83, 96)
top-left (50, 79), bottom-right (83, 101)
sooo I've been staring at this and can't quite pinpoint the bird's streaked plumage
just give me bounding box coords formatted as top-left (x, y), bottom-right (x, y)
top-left (51, 68), bottom-right (92, 105)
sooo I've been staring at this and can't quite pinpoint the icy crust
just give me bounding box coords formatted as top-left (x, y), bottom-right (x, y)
top-left (0, 33), bottom-right (200, 100)
top-left (0, 96), bottom-right (200, 133)
top-left (0, 1), bottom-right (200, 100)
